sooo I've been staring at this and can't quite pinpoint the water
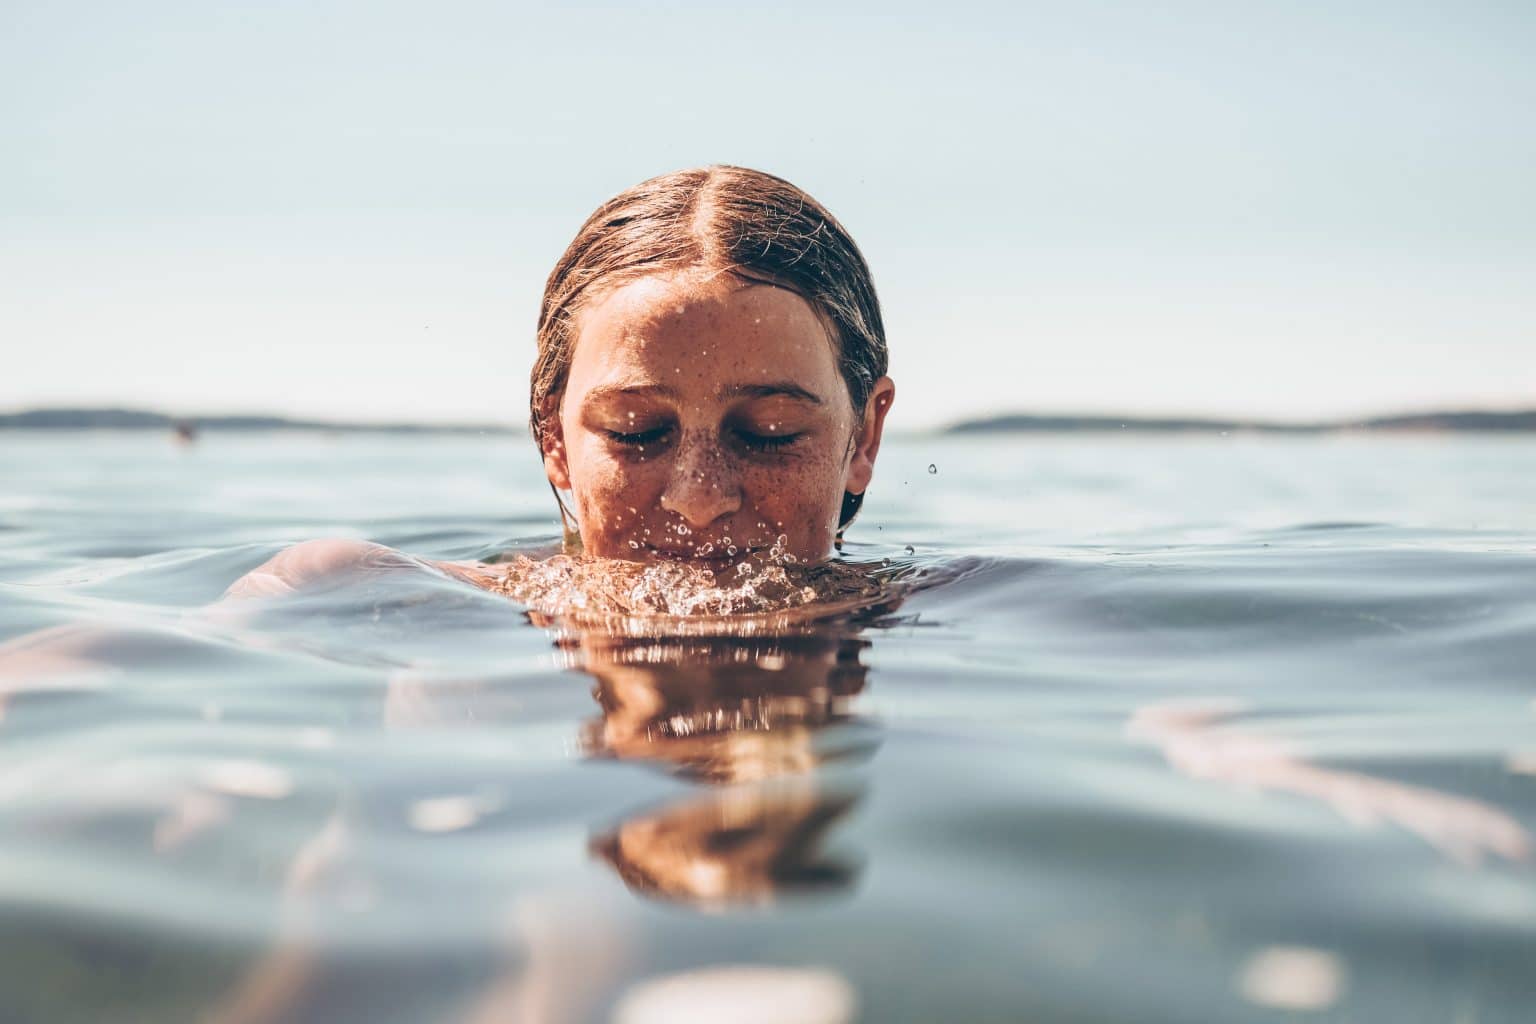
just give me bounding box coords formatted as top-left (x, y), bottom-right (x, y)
top-left (2, 430), bottom-right (1535, 1023)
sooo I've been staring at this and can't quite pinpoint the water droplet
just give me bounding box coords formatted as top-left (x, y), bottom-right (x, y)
top-left (928, 463), bottom-right (938, 474)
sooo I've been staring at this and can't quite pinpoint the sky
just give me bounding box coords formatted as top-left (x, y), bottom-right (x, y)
top-left (2, 0), bottom-right (1532, 431)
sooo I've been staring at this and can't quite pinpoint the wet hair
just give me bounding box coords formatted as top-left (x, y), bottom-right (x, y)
top-left (530, 165), bottom-right (888, 528)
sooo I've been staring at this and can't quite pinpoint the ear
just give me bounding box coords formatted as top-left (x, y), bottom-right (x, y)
top-left (844, 376), bottom-right (896, 496)
top-left (541, 417), bottom-right (571, 490)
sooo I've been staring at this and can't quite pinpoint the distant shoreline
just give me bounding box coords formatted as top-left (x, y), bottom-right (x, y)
top-left (945, 410), bottom-right (1536, 434)
top-left (0, 408), bottom-right (516, 435)
top-left (1, 406), bottom-right (1534, 435)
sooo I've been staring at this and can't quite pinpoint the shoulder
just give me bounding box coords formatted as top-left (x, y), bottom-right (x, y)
top-left (223, 538), bottom-right (415, 599)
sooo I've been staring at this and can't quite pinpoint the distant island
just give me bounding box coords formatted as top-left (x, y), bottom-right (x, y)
top-left (945, 410), bottom-right (1536, 434)
top-left (2, 406), bottom-right (1534, 435)
top-left (0, 408), bottom-right (516, 434)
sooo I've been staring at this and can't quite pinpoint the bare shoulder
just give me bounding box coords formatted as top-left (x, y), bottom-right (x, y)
top-left (223, 539), bottom-right (418, 599)
top-left (223, 538), bottom-right (505, 601)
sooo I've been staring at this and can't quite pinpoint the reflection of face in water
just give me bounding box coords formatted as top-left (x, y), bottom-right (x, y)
top-left (566, 631), bottom-right (877, 907)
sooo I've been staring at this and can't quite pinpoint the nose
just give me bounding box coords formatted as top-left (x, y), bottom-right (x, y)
top-left (659, 439), bottom-right (741, 529)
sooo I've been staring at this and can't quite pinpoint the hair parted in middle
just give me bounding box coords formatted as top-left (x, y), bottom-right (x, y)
top-left (530, 166), bottom-right (889, 489)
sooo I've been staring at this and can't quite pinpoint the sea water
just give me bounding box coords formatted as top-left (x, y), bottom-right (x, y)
top-left (1, 430), bottom-right (1534, 1023)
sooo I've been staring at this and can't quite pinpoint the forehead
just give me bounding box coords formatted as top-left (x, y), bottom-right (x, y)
top-left (566, 274), bottom-right (842, 396)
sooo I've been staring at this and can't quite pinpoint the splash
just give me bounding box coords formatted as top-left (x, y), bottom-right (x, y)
top-left (486, 548), bottom-right (894, 631)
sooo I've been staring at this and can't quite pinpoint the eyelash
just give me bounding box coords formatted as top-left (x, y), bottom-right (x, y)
top-left (603, 426), bottom-right (671, 447)
top-left (736, 430), bottom-right (801, 452)
top-left (601, 427), bottom-right (803, 452)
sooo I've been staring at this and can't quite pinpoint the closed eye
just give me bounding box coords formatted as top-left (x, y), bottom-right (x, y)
top-left (603, 425), bottom-right (672, 447)
top-left (735, 429), bottom-right (803, 452)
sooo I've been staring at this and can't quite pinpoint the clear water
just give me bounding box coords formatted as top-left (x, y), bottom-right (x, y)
top-left (2, 431), bottom-right (1535, 1023)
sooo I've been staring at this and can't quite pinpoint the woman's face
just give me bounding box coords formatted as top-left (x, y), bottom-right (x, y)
top-left (543, 273), bottom-right (893, 565)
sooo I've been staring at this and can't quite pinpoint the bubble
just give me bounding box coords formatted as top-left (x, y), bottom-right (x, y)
top-left (928, 463), bottom-right (937, 474)
top-left (628, 540), bottom-right (640, 549)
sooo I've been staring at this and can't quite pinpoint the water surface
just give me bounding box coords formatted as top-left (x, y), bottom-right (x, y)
top-left (2, 431), bottom-right (1534, 1023)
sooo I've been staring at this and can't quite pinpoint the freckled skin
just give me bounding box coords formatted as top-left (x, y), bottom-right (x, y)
top-left (542, 273), bottom-right (895, 565)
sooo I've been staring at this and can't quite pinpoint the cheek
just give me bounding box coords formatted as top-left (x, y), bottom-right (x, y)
top-left (568, 445), bottom-right (664, 535)
top-left (739, 449), bottom-right (848, 538)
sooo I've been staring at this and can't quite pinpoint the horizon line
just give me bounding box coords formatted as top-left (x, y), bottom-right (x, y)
top-left (3, 403), bottom-right (1536, 435)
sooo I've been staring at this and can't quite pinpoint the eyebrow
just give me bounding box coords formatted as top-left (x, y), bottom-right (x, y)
top-left (720, 381), bottom-right (824, 405)
top-left (583, 380), bottom-right (825, 405)
top-left (582, 382), bottom-right (678, 404)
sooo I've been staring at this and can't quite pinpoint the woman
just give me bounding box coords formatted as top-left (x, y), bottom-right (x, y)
top-left (228, 165), bottom-right (896, 604)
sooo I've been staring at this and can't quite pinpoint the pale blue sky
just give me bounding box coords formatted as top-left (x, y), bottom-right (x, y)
top-left (3, 0), bottom-right (1532, 429)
